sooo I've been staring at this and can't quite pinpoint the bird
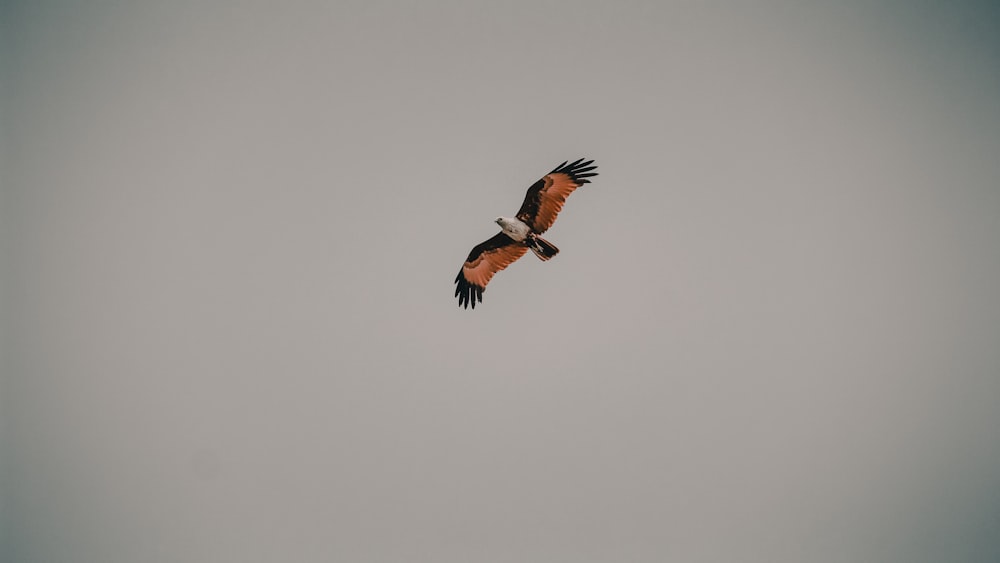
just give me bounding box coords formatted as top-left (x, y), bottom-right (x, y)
top-left (454, 158), bottom-right (598, 309)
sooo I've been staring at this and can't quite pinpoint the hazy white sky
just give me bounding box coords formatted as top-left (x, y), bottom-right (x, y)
top-left (3, 1), bottom-right (1000, 562)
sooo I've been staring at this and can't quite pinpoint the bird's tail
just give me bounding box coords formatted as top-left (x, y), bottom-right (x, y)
top-left (527, 235), bottom-right (559, 261)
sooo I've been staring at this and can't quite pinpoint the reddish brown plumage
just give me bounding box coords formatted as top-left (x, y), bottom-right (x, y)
top-left (462, 236), bottom-right (528, 289)
top-left (516, 159), bottom-right (598, 233)
top-left (454, 233), bottom-right (528, 309)
top-left (454, 159), bottom-right (597, 309)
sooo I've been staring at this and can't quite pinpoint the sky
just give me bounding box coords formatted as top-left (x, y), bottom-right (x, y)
top-left (2, 1), bottom-right (1000, 562)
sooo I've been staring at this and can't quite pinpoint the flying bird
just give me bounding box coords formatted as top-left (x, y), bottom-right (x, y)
top-left (454, 158), bottom-right (598, 309)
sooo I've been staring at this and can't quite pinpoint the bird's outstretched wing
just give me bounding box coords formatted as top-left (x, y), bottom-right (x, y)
top-left (516, 158), bottom-right (598, 234)
top-left (454, 233), bottom-right (529, 309)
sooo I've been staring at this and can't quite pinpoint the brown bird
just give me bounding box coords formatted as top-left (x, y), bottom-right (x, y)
top-left (454, 158), bottom-right (598, 309)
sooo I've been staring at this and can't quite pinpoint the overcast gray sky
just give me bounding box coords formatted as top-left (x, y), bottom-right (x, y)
top-left (3, 1), bottom-right (1000, 562)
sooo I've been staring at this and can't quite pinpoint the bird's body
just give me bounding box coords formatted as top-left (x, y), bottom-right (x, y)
top-left (495, 216), bottom-right (531, 241)
top-left (454, 158), bottom-right (598, 309)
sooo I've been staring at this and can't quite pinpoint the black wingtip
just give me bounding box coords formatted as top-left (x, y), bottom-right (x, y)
top-left (551, 158), bottom-right (599, 184)
top-left (454, 271), bottom-right (484, 310)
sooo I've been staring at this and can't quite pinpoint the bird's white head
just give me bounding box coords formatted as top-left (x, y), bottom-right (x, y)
top-left (493, 216), bottom-right (530, 241)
